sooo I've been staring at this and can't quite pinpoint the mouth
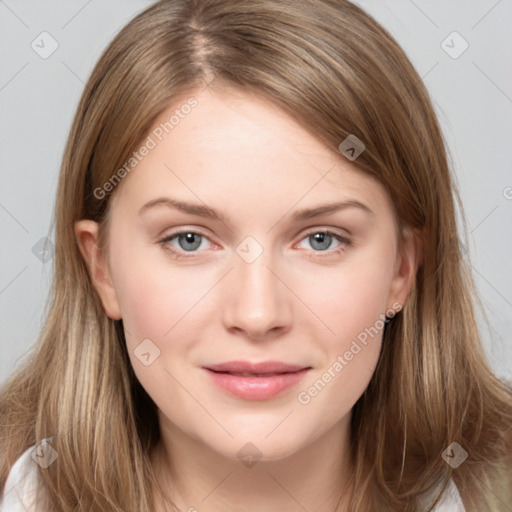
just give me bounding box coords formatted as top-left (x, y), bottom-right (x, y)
top-left (210, 371), bottom-right (293, 377)
top-left (202, 361), bottom-right (311, 400)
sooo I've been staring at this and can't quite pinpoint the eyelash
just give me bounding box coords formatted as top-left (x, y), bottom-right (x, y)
top-left (158, 228), bottom-right (352, 260)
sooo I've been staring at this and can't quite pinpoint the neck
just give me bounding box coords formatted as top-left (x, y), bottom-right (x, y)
top-left (151, 414), bottom-right (354, 512)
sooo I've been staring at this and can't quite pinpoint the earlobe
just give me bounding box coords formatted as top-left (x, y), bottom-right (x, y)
top-left (74, 220), bottom-right (122, 320)
top-left (387, 227), bottom-right (422, 311)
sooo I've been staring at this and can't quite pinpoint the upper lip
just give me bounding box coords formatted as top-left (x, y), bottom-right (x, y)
top-left (204, 361), bottom-right (309, 374)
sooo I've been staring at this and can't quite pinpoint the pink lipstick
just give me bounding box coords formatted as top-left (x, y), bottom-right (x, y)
top-left (202, 360), bottom-right (310, 400)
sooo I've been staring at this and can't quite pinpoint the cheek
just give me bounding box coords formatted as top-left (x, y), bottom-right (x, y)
top-left (110, 244), bottom-right (216, 350)
top-left (299, 253), bottom-right (394, 347)
top-left (111, 258), bottom-right (214, 401)
top-left (293, 250), bottom-right (394, 408)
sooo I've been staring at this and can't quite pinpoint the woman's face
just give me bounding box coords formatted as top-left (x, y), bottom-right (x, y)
top-left (76, 86), bottom-right (417, 463)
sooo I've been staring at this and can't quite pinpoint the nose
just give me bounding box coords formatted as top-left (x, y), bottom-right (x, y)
top-left (221, 245), bottom-right (293, 341)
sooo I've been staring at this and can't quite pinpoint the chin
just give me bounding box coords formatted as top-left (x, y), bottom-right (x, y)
top-left (207, 430), bottom-right (308, 464)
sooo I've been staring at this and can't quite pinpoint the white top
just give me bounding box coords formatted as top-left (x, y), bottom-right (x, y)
top-left (1, 444), bottom-right (466, 511)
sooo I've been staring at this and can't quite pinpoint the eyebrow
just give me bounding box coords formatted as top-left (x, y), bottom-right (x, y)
top-left (138, 197), bottom-right (374, 222)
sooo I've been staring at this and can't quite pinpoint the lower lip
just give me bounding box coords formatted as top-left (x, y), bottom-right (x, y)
top-left (203, 368), bottom-right (310, 400)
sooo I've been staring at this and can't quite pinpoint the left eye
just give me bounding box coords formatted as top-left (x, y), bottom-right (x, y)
top-left (297, 230), bottom-right (350, 253)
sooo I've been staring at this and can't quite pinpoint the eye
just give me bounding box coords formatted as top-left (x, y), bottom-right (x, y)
top-left (159, 230), bottom-right (212, 259)
top-left (296, 229), bottom-right (351, 257)
top-left (158, 228), bottom-right (352, 260)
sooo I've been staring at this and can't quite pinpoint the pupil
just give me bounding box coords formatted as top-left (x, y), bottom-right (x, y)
top-left (179, 233), bottom-right (201, 251)
top-left (312, 232), bottom-right (330, 250)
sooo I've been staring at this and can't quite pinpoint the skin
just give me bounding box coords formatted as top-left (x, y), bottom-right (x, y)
top-left (75, 85), bottom-right (420, 512)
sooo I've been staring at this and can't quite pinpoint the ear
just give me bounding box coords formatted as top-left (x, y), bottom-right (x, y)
top-left (74, 219), bottom-right (122, 320)
top-left (386, 226), bottom-right (422, 312)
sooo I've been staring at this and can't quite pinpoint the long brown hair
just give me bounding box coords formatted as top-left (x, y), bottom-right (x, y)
top-left (1, 0), bottom-right (511, 510)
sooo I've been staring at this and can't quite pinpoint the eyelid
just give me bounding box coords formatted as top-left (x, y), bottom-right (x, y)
top-left (299, 226), bottom-right (351, 241)
top-left (158, 226), bottom-right (350, 245)
top-left (158, 226), bottom-right (215, 242)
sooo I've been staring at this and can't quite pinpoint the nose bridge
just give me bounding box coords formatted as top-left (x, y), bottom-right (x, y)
top-left (222, 235), bottom-right (291, 338)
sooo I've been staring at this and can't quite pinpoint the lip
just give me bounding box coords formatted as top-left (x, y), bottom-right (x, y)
top-left (202, 360), bottom-right (311, 400)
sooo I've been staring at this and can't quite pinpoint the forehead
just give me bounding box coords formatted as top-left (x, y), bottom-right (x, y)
top-left (159, 86), bottom-right (339, 173)
top-left (109, 86), bottom-right (393, 224)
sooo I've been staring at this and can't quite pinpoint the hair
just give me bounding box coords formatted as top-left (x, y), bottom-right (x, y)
top-left (1, 0), bottom-right (511, 510)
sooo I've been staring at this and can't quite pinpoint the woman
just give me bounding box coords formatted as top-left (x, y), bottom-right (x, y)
top-left (1, 0), bottom-right (511, 510)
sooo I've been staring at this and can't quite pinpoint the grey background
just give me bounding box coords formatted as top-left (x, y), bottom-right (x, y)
top-left (1, 0), bottom-right (511, 386)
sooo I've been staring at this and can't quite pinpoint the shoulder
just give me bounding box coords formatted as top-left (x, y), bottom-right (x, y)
top-left (418, 477), bottom-right (466, 511)
top-left (0, 443), bottom-right (46, 512)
